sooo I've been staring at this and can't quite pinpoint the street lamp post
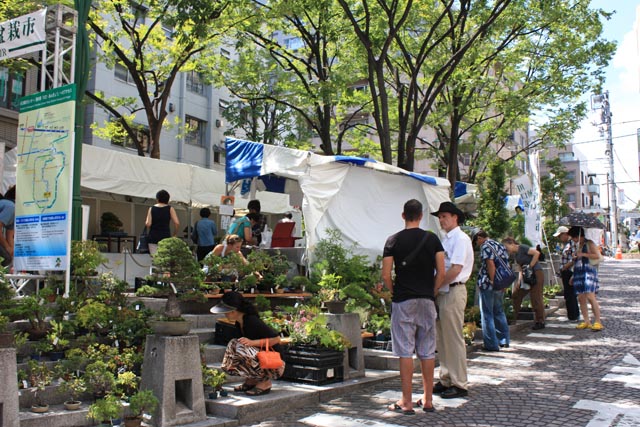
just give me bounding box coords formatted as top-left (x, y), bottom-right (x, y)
top-left (591, 91), bottom-right (618, 249)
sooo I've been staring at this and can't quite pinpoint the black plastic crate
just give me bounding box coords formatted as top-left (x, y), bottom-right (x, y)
top-left (282, 345), bottom-right (344, 367)
top-left (363, 338), bottom-right (392, 351)
top-left (282, 363), bottom-right (344, 385)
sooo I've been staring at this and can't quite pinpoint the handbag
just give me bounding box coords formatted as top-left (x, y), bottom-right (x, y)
top-left (522, 264), bottom-right (536, 286)
top-left (137, 228), bottom-right (150, 254)
top-left (486, 242), bottom-right (516, 290)
top-left (256, 339), bottom-right (284, 370)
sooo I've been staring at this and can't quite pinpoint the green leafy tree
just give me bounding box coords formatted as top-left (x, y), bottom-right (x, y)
top-left (86, 0), bottom-right (234, 158)
top-left (540, 157), bottom-right (571, 244)
top-left (424, 1), bottom-right (615, 186)
top-left (476, 159), bottom-right (509, 238)
top-left (336, 0), bottom-right (513, 170)
top-left (218, 0), bottom-right (369, 154)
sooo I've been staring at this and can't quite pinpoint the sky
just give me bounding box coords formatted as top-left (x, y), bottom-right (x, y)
top-left (573, 1), bottom-right (640, 210)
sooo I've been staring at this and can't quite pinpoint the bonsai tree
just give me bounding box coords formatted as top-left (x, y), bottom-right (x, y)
top-left (100, 212), bottom-right (123, 235)
top-left (71, 240), bottom-right (107, 276)
top-left (28, 360), bottom-right (52, 410)
top-left (202, 365), bottom-right (226, 396)
top-left (317, 273), bottom-right (342, 302)
top-left (84, 360), bottom-right (116, 398)
top-left (46, 319), bottom-right (70, 353)
top-left (3, 291), bottom-right (53, 339)
top-left (59, 374), bottom-right (86, 409)
top-left (150, 237), bottom-right (204, 319)
top-left (115, 371), bottom-right (139, 399)
top-left (125, 389), bottom-right (159, 426)
top-left (88, 395), bottom-right (123, 425)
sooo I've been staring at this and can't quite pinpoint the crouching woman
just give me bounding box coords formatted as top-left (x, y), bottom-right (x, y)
top-left (211, 291), bottom-right (283, 396)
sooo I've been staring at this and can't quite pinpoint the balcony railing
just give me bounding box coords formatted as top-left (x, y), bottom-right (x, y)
top-left (588, 184), bottom-right (600, 194)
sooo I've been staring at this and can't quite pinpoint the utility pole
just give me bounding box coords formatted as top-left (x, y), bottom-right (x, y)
top-left (592, 91), bottom-right (617, 248)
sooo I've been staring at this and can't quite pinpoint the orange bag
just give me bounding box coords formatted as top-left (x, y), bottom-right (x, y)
top-left (256, 339), bottom-right (284, 369)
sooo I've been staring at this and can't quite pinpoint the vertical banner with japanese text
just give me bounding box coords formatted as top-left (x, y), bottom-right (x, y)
top-left (14, 84), bottom-right (76, 271)
top-left (514, 151), bottom-right (542, 247)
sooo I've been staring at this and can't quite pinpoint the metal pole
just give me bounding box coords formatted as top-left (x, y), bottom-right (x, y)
top-left (602, 92), bottom-right (618, 249)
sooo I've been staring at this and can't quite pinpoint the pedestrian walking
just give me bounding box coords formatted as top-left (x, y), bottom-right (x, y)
top-left (192, 208), bottom-right (218, 262)
top-left (382, 199), bottom-right (445, 414)
top-left (431, 201), bottom-right (472, 399)
top-left (554, 226), bottom-right (580, 321)
top-left (568, 226), bottom-right (604, 331)
top-left (473, 230), bottom-right (511, 351)
top-left (502, 237), bottom-right (546, 330)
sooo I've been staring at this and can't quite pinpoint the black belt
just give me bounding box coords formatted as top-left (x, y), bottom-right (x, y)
top-left (449, 282), bottom-right (465, 287)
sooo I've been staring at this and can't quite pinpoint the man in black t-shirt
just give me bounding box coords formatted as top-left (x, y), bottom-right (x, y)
top-left (382, 199), bottom-right (445, 414)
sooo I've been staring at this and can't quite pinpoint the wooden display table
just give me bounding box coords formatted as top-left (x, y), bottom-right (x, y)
top-left (204, 292), bottom-right (312, 299)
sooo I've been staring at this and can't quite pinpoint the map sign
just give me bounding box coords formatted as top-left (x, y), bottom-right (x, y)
top-left (14, 84), bottom-right (75, 271)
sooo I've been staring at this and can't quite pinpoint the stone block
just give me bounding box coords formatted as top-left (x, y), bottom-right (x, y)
top-left (0, 348), bottom-right (20, 427)
top-left (141, 335), bottom-right (206, 426)
top-left (326, 313), bottom-right (365, 379)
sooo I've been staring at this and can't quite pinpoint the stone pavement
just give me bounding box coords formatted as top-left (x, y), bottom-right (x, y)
top-left (244, 259), bottom-right (640, 427)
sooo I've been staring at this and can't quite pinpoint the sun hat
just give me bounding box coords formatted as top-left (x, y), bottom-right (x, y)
top-left (553, 226), bottom-right (570, 237)
top-left (210, 291), bottom-right (243, 314)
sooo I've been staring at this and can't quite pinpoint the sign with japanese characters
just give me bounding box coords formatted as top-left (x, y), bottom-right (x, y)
top-left (0, 9), bottom-right (46, 61)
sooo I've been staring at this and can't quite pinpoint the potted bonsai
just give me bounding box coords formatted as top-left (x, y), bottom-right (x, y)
top-left (84, 360), bottom-right (116, 399)
top-left (59, 374), bottom-right (86, 410)
top-left (88, 395), bottom-right (123, 427)
top-left (71, 240), bottom-right (107, 277)
top-left (202, 365), bottom-right (226, 399)
top-left (14, 331), bottom-right (29, 362)
top-left (46, 319), bottom-right (70, 360)
top-left (317, 273), bottom-right (346, 314)
top-left (0, 314), bottom-right (13, 347)
top-left (28, 360), bottom-right (52, 413)
top-left (124, 389), bottom-right (159, 427)
top-left (100, 212), bottom-right (124, 236)
top-left (149, 237), bottom-right (204, 335)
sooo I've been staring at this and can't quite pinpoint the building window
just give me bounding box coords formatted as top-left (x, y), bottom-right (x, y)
top-left (220, 48), bottom-right (231, 59)
top-left (114, 63), bottom-right (135, 84)
top-left (461, 153), bottom-right (471, 166)
top-left (567, 193), bottom-right (576, 203)
top-left (185, 115), bottom-right (206, 146)
top-left (186, 71), bottom-right (204, 95)
top-left (566, 171), bottom-right (575, 183)
top-left (0, 67), bottom-right (25, 111)
top-left (219, 99), bottom-right (229, 117)
top-left (285, 37), bottom-right (304, 50)
top-left (111, 122), bottom-right (150, 152)
top-left (559, 152), bottom-right (574, 162)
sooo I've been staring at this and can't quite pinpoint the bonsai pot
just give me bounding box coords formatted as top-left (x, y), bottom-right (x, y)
top-left (324, 300), bottom-right (346, 314)
top-left (31, 404), bottom-right (49, 413)
top-left (124, 417), bottom-right (143, 427)
top-left (49, 351), bottom-right (65, 361)
top-left (64, 400), bottom-right (82, 410)
top-left (149, 320), bottom-right (192, 336)
top-left (0, 332), bottom-right (14, 348)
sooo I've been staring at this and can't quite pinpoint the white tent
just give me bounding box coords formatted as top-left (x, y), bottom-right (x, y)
top-left (81, 144), bottom-right (291, 212)
top-left (225, 138), bottom-right (451, 261)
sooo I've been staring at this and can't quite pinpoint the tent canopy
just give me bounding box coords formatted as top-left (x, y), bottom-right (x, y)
top-left (225, 138), bottom-right (451, 261)
top-left (81, 144), bottom-right (291, 213)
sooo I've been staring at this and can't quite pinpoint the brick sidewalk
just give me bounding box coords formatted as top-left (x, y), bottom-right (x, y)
top-left (245, 259), bottom-right (640, 427)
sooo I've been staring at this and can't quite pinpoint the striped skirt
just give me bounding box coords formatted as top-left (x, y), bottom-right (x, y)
top-left (221, 339), bottom-right (285, 381)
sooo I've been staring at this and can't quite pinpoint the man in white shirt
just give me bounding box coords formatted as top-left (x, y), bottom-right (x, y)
top-left (431, 201), bottom-right (474, 399)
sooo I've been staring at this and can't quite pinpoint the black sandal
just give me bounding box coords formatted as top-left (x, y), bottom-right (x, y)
top-left (233, 383), bottom-right (256, 392)
top-left (245, 387), bottom-right (271, 396)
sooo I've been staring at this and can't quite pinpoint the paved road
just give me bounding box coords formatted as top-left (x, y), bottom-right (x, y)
top-left (245, 259), bottom-right (640, 427)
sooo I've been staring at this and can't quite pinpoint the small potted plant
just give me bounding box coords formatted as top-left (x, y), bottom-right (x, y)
top-left (88, 395), bottom-right (123, 427)
top-left (31, 339), bottom-right (53, 361)
top-left (124, 389), bottom-right (159, 427)
top-left (317, 273), bottom-right (345, 314)
top-left (202, 365), bottom-right (226, 399)
top-left (71, 240), bottom-right (107, 277)
top-left (59, 374), bottom-right (86, 410)
top-left (28, 360), bottom-right (52, 413)
top-left (46, 319), bottom-right (70, 360)
top-left (14, 331), bottom-right (29, 362)
top-left (116, 371), bottom-right (139, 400)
